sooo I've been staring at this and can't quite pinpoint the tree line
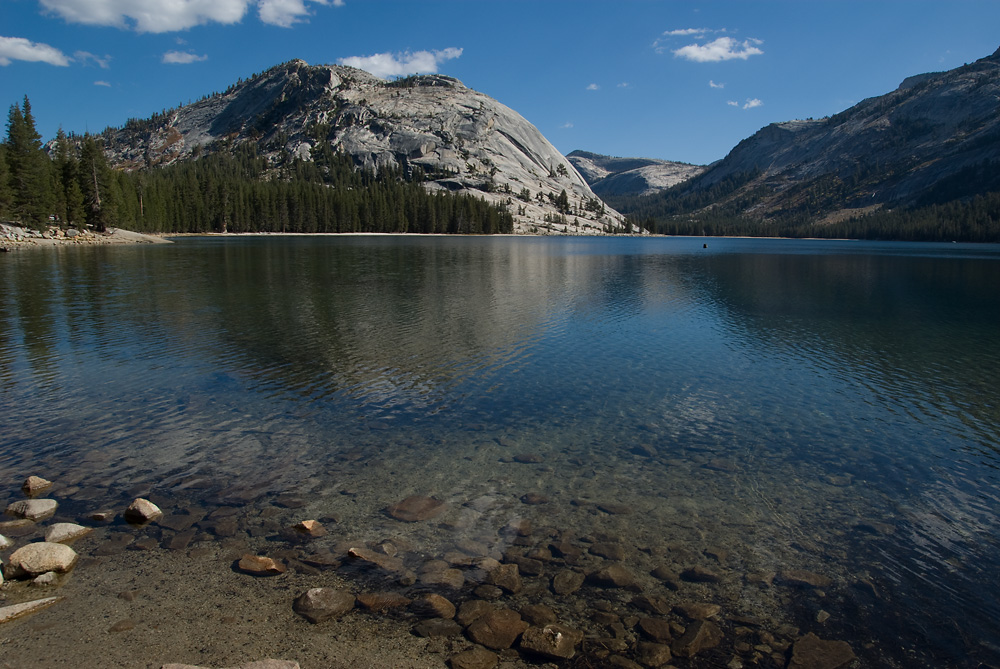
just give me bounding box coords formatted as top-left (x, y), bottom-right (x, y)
top-left (1, 96), bottom-right (513, 235)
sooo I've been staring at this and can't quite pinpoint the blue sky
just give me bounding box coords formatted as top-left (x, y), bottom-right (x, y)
top-left (2, 0), bottom-right (999, 166)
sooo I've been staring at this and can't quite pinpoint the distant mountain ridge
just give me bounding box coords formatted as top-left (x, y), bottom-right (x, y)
top-left (566, 150), bottom-right (705, 197)
top-left (99, 60), bottom-right (626, 234)
top-left (616, 45), bottom-right (1000, 239)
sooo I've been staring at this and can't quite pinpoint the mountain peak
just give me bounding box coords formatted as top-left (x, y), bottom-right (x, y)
top-left (100, 60), bottom-right (625, 234)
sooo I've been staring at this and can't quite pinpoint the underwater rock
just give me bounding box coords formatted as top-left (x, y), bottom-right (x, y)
top-left (638, 617), bottom-right (673, 642)
top-left (293, 588), bottom-right (355, 623)
top-left (456, 599), bottom-right (494, 626)
top-left (513, 453), bottom-right (543, 463)
top-left (347, 546), bottom-right (405, 573)
top-left (448, 646), bottom-right (498, 669)
top-left (552, 569), bottom-right (586, 596)
top-left (124, 498), bottom-right (163, 523)
top-left (520, 603), bottom-right (558, 626)
top-left (5, 499), bottom-right (57, 522)
top-left (466, 608), bottom-right (528, 650)
top-left (356, 591), bottom-right (412, 612)
top-left (788, 632), bottom-right (856, 669)
top-left (520, 493), bottom-right (549, 505)
top-left (413, 618), bottom-right (462, 637)
top-left (681, 565), bottom-right (722, 583)
top-left (486, 563), bottom-right (522, 594)
top-left (519, 623), bottom-right (581, 660)
top-left (21, 476), bottom-right (53, 496)
top-left (597, 502), bottom-right (632, 515)
top-left (781, 569), bottom-right (832, 588)
top-left (412, 593), bottom-right (456, 619)
top-left (237, 554), bottom-right (286, 576)
top-left (589, 542), bottom-right (626, 560)
top-left (386, 495), bottom-right (447, 522)
top-left (674, 602), bottom-right (721, 620)
top-left (590, 564), bottom-right (639, 589)
top-left (635, 642), bottom-right (673, 667)
top-left (0, 533), bottom-right (12, 550)
top-left (672, 620), bottom-right (723, 657)
top-left (292, 519), bottom-right (327, 538)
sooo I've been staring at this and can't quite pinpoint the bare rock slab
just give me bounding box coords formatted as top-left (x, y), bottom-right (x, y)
top-left (0, 597), bottom-right (62, 624)
top-left (789, 632), bottom-right (856, 669)
top-left (5, 542), bottom-right (79, 578)
top-left (386, 495), bottom-right (446, 522)
top-left (5, 499), bottom-right (58, 521)
top-left (124, 498), bottom-right (163, 523)
top-left (293, 588), bottom-right (355, 623)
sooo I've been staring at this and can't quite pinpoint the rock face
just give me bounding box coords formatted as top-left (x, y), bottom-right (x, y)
top-left (567, 150), bottom-right (705, 197)
top-left (656, 46), bottom-right (1000, 223)
top-left (98, 60), bottom-right (626, 234)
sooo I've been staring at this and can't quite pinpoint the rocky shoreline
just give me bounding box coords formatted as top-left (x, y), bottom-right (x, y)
top-left (0, 469), bottom-right (864, 669)
top-left (0, 222), bottom-right (169, 251)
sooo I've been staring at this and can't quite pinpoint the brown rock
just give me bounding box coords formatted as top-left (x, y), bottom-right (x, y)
top-left (502, 518), bottom-right (532, 537)
top-left (637, 617), bottom-right (673, 642)
top-left (413, 618), bottom-right (462, 637)
top-left (781, 569), bottom-right (833, 588)
top-left (519, 623), bottom-right (581, 660)
top-left (466, 608), bottom-right (529, 649)
top-left (673, 602), bottom-right (721, 620)
top-left (552, 569), bottom-right (585, 595)
top-left (356, 591), bottom-right (412, 612)
top-left (293, 588), bottom-right (355, 623)
top-left (347, 546), bottom-right (405, 573)
top-left (672, 620), bottom-right (723, 657)
top-left (237, 554), bottom-right (286, 576)
top-left (412, 593), bottom-right (456, 619)
top-left (789, 632), bottom-right (856, 669)
top-left (420, 568), bottom-right (465, 589)
top-left (5, 499), bottom-right (58, 522)
top-left (630, 595), bottom-right (671, 615)
top-left (486, 563), bottom-right (522, 594)
top-left (520, 493), bottom-right (549, 505)
top-left (509, 555), bottom-right (544, 576)
top-left (108, 619), bottom-right (135, 633)
top-left (589, 542), bottom-right (626, 560)
top-left (21, 476), bottom-right (53, 496)
top-left (549, 541), bottom-right (583, 560)
top-left (513, 453), bottom-right (543, 463)
top-left (520, 603), bottom-right (558, 626)
top-left (0, 597), bottom-right (62, 624)
top-left (597, 503), bottom-right (632, 515)
top-left (293, 520), bottom-right (327, 538)
top-left (5, 542), bottom-right (78, 578)
top-left (456, 599), bottom-right (494, 626)
top-left (386, 495), bottom-right (446, 522)
top-left (635, 642), bottom-right (672, 667)
top-left (589, 564), bottom-right (638, 589)
top-left (448, 646), bottom-right (498, 669)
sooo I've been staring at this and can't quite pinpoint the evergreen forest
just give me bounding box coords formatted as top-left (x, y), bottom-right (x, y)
top-left (1, 96), bottom-right (513, 236)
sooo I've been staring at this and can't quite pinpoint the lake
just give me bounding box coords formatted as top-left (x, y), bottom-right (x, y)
top-left (2, 235), bottom-right (999, 667)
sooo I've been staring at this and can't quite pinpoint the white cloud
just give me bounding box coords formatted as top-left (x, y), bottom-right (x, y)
top-left (586, 83), bottom-right (600, 91)
top-left (709, 79), bottom-right (724, 89)
top-left (337, 47), bottom-right (462, 79)
top-left (617, 82), bottom-right (630, 88)
top-left (0, 36), bottom-right (70, 66)
top-left (75, 50), bottom-right (111, 68)
top-left (743, 98), bottom-right (763, 109)
top-left (162, 50), bottom-right (208, 64)
top-left (727, 100), bottom-right (739, 107)
top-left (674, 36), bottom-right (763, 62)
top-left (94, 80), bottom-right (111, 86)
top-left (663, 28), bottom-right (710, 37)
top-left (561, 122), bottom-right (574, 129)
top-left (38, 0), bottom-right (338, 32)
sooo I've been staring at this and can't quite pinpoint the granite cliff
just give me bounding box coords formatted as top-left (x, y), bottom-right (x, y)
top-left (567, 150), bottom-right (705, 197)
top-left (102, 60), bottom-right (626, 234)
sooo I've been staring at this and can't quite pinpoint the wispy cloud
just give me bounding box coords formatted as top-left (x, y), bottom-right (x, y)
top-left (727, 100), bottom-right (739, 107)
top-left (617, 82), bottom-right (630, 88)
top-left (0, 36), bottom-right (70, 66)
top-left (162, 50), bottom-right (208, 64)
top-left (674, 37), bottom-right (763, 63)
top-left (337, 47), bottom-right (462, 79)
top-left (709, 80), bottom-right (724, 89)
top-left (75, 50), bottom-right (111, 68)
top-left (561, 121), bottom-right (574, 129)
top-left (586, 83), bottom-right (600, 91)
top-left (94, 80), bottom-right (111, 87)
top-left (38, 0), bottom-right (340, 32)
top-left (743, 98), bottom-right (763, 109)
top-left (662, 28), bottom-right (711, 37)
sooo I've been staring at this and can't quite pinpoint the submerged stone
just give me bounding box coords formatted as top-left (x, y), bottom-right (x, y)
top-left (45, 523), bottom-right (92, 544)
top-left (672, 620), bottom-right (723, 657)
top-left (237, 554), bottom-right (286, 576)
top-left (293, 588), bottom-right (355, 623)
top-left (5, 499), bottom-right (58, 522)
top-left (466, 608), bottom-right (528, 649)
top-left (0, 597), bottom-right (62, 624)
top-left (21, 476), bottom-right (53, 496)
top-left (448, 646), bottom-right (498, 669)
top-left (789, 632), bottom-right (856, 669)
top-left (124, 498), bottom-right (163, 523)
top-left (519, 623), bottom-right (581, 660)
top-left (386, 495), bottom-right (447, 522)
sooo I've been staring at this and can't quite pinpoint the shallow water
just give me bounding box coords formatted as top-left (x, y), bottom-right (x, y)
top-left (2, 235), bottom-right (999, 667)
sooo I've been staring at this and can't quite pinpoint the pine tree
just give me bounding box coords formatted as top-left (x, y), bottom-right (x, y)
top-left (78, 135), bottom-right (112, 232)
top-left (5, 97), bottom-right (53, 227)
